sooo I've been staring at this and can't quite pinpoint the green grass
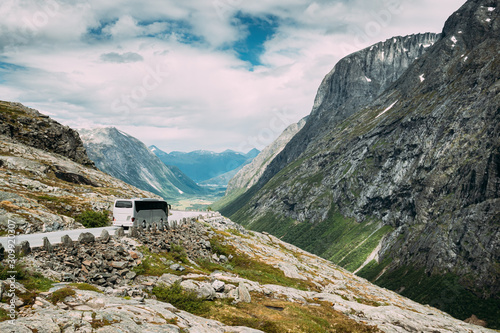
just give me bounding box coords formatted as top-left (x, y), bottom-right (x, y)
top-left (236, 207), bottom-right (391, 274)
top-left (0, 263), bottom-right (54, 292)
top-left (133, 245), bottom-right (190, 276)
top-left (358, 263), bottom-right (500, 329)
top-left (0, 308), bottom-right (9, 322)
top-left (153, 281), bottom-right (211, 315)
top-left (209, 296), bottom-right (381, 333)
top-left (22, 273), bottom-right (54, 292)
top-left (211, 188), bottom-right (247, 212)
top-left (356, 257), bottom-right (393, 281)
top-left (220, 185), bottom-right (261, 218)
top-left (337, 225), bottom-right (393, 271)
top-left (199, 236), bottom-right (318, 292)
top-left (69, 283), bottom-right (102, 293)
top-left (153, 281), bottom-right (380, 332)
top-left (36, 195), bottom-right (61, 202)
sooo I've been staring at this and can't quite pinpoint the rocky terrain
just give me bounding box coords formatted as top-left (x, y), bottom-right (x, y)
top-left (79, 127), bottom-right (203, 201)
top-left (0, 101), bottom-right (95, 168)
top-left (0, 104), bottom-right (160, 234)
top-left (0, 214), bottom-right (495, 332)
top-left (220, 0), bottom-right (500, 327)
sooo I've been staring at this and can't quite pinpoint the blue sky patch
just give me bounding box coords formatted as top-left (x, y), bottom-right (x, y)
top-left (232, 13), bottom-right (280, 67)
top-left (83, 19), bottom-right (118, 42)
top-left (0, 61), bottom-right (27, 83)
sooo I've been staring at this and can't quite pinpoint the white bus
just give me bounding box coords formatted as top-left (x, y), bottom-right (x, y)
top-left (112, 198), bottom-right (171, 229)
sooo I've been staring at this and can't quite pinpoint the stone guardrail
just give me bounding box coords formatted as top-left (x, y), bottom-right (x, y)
top-left (0, 211), bottom-right (224, 260)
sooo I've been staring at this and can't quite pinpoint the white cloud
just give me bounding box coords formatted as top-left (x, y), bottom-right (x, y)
top-left (0, 0), bottom-right (465, 152)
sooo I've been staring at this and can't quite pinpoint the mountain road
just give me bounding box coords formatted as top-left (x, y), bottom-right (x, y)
top-left (0, 210), bottom-right (207, 249)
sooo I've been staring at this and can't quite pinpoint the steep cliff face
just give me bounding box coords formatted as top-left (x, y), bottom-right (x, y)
top-left (79, 127), bottom-right (203, 201)
top-left (253, 33), bottom-right (440, 190)
top-left (226, 117), bottom-right (308, 195)
top-left (0, 101), bottom-right (95, 167)
top-left (224, 0), bottom-right (500, 326)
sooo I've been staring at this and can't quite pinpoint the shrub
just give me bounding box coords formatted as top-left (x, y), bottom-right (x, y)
top-left (76, 210), bottom-right (109, 228)
top-left (18, 292), bottom-right (37, 306)
top-left (152, 281), bottom-right (209, 315)
top-left (0, 308), bottom-right (9, 322)
top-left (69, 283), bottom-right (102, 293)
top-left (133, 246), bottom-right (192, 276)
top-left (49, 287), bottom-right (75, 304)
top-left (170, 243), bottom-right (189, 264)
top-left (0, 263), bottom-right (54, 292)
top-left (22, 273), bottom-right (54, 292)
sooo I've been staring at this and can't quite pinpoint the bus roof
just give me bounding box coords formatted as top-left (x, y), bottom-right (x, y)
top-left (114, 198), bottom-right (165, 202)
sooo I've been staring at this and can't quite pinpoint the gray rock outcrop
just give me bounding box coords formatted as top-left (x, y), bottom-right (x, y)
top-left (0, 101), bottom-right (95, 167)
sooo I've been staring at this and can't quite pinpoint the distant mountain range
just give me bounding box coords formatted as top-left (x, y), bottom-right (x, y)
top-left (78, 127), bottom-right (204, 200)
top-left (150, 146), bottom-right (260, 184)
top-left (226, 117), bottom-right (308, 195)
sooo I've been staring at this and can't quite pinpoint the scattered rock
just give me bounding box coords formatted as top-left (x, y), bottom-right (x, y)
top-left (125, 271), bottom-right (136, 280)
top-left (78, 232), bottom-right (95, 244)
top-left (114, 227), bottom-right (124, 238)
top-left (237, 282), bottom-right (251, 303)
top-left (110, 261), bottom-right (128, 269)
top-left (212, 280), bottom-right (225, 292)
top-left (198, 282), bottom-right (216, 300)
top-left (61, 235), bottom-right (73, 248)
top-left (42, 237), bottom-right (53, 253)
top-left (170, 263), bottom-right (181, 271)
top-left (157, 273), bottom-right (182, 287)
top-left (130, 227), bottom-right (139, 238)
top-left (100, 229), bottom-right (110, 243)
top-left (465, 315), bottom-right (487, 327)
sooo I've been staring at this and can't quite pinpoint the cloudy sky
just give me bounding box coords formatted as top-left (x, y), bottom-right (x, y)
top-left (0, 0), bottom-right (464, 152)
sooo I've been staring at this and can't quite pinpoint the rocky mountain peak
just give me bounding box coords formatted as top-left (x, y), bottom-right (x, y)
top-left (251, 32), bottom-right (440, 194)
top-left (441, 0), bottom-right (498, 48)
top-left (0, 101), bottom-right (95, 167)
top-left (225, 117), bottom-right (308, 195)
top-left (78, 127), bottom-right (203, 200)
top-left (311, 32), bottom-right (439, 121)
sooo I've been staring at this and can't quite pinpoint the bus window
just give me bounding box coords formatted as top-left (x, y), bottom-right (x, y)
top-left (115, 201), bottom-right (133, 208)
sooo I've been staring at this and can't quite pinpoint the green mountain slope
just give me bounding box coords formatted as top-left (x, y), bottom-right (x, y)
top-left (221, 0), bottom-right (500, 327)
